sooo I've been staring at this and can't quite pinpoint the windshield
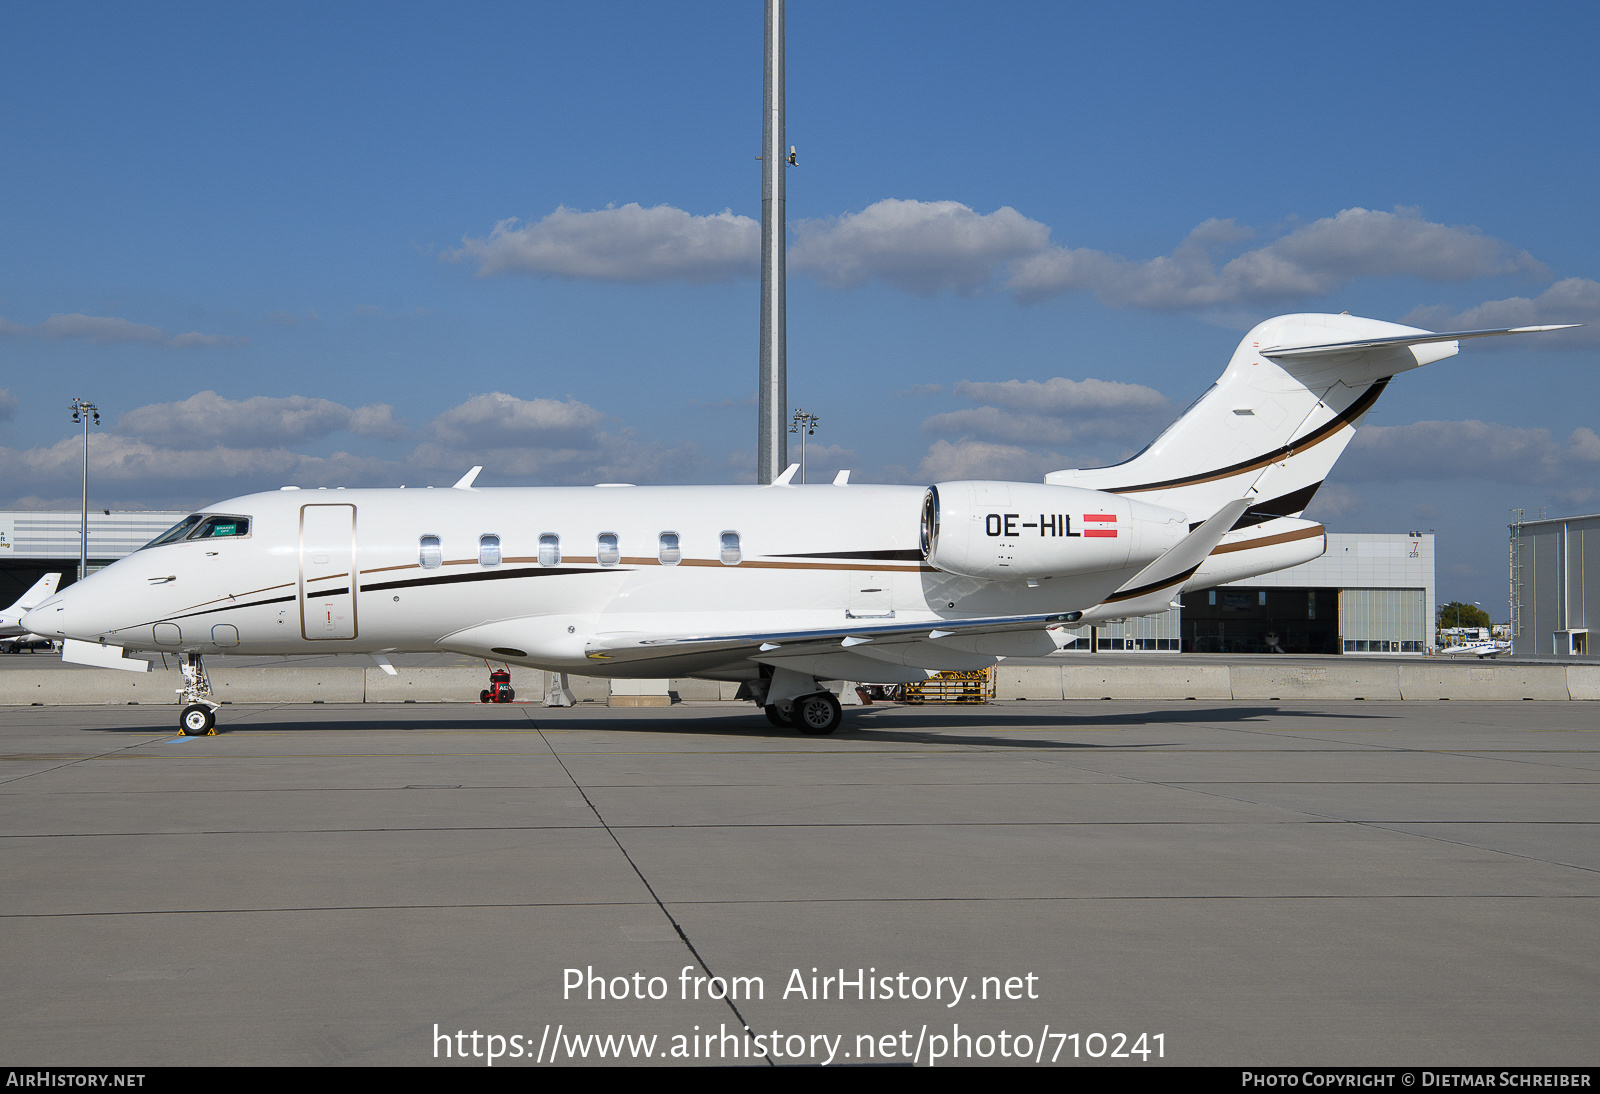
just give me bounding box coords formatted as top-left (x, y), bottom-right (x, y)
top-left (139, 513), bottom-right (251, 550)
top-left (140, 515), bottom-right (203, 550)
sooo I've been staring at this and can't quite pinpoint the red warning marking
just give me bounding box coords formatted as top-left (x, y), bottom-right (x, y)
top-left (1084, 513), bottom-right (1117, 522)
top-left (1084, 530), bottom-right (1119, 538)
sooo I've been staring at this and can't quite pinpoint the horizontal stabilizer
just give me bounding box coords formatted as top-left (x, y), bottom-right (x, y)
top-left (1261, 324), bottom-right (1577, 361)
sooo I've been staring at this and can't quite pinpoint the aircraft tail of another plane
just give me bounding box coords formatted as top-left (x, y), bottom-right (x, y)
top-left (1045, 313), bottom-right (1572, 527)
top-left (4, 572), bottom-right (61, 617)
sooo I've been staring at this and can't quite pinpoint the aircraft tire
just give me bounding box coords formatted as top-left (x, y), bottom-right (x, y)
top-left (764, 704), bottom-right (793, 728)
top-left (793, 692), bottom-right (842, 735)
top-left (180, 704), bottom-right (215, 736)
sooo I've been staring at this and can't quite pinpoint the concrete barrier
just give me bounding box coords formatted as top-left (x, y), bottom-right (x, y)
top-left (1565, 665), bottom-right (1600, 700)
top-left (363, 666), bottom-right (548, 703)
top-left (4, 658), bottom-right (1599, 706)
top-left (0, 666), bottom-right (183, 706)
top-left (1232, 662), bottom-right (1402, 700)
top-left (610, 678), bottom-right (671, 707)
top-left (1062, 665), bottom-right (1232, 700)
top-left (1398, 663), bottom-right (1570, 700)
top-left (995, 666), bottom-right (1063, 700)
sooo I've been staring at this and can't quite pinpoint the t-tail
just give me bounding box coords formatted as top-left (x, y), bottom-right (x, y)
top-left (1046, 312), bottom-right (1574, 529)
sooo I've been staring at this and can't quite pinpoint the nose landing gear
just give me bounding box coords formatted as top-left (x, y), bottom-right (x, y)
top-left (176, 652), bottom-right (219, 735)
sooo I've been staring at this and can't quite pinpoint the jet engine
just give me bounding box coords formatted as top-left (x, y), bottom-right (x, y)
top-left (921, 481), bottom-right (1188, 581)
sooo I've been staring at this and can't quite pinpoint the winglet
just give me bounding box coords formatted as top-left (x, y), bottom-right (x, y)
top-left (771, 463), bottom-right (800, 486)
top-left (833, 470), bottom-right (851, 485)
top-left (453, 466), bottom-right (483, 490)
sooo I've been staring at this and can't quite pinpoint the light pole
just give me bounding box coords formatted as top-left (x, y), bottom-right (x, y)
top-left (789, 408), bottom-right (819, 483)
top-left (68, 398), bottom-right (99, 583)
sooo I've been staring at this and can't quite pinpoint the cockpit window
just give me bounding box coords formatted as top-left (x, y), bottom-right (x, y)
top-left (141, 515), bottom-right (204, 550)
top-left (190, 516), bottom-right (250, 539)
top-left (139, 514), bottom-right (252, 550)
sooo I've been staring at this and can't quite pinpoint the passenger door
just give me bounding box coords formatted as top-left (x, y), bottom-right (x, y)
top-left (299, 504), bottom-right (358, 640)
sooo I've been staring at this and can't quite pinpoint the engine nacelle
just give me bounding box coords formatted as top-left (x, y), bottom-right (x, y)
top-left (922, 481), bottom-right (1189, 581)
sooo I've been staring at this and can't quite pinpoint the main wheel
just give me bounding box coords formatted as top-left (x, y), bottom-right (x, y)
top-left (179, 704), bottom-right (215, 736)
top-left (793, 692), bottom-right (843, 735)
top-left (498, 687), bottom-right (515, 703)
top-left (764, 704), bottom-right (793, 728)
top-left (480, 689), bottom-right (491, 702)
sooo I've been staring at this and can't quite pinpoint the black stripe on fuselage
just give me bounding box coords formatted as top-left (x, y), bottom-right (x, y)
top-left (143, 566), bottom-right (621, 628)
top-left (769, 549), bottom-right (924, 562)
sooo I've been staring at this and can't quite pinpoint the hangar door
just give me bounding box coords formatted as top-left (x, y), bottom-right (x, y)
top-left (299, 504), bottom-right (358, 640)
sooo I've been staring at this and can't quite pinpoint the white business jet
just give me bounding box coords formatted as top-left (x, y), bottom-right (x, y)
top-left (1440, 640), bottom-right (1509, 659)
top-left (0, 573), bottom-right (61, 637)
top-left (23, 313), bottom-right (1571, 736)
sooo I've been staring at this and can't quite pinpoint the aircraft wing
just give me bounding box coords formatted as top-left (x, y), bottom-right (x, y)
top-left (582, 608), bottom-right (1084, 668)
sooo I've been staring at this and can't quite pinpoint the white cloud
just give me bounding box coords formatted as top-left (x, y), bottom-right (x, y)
top-left (1302, 483), bottom-right (1364, 520)
top-left (117, 392), bottom-right (404, 449)
top-left (425, 392), bottom-right (608, 449)
top-left (1403, 278), bottom-right (1600, 345)
top-left (1340, 420), bottom-right (1600, 484)
top-left (922, 376), bottom-right (1172, 447)
top-left (0, 313), bottom-right (243, 348)
top-left (915, 439), bottom-right (1063, 482)
top-left (448, 204), bottom-right (759, 283)
top-left (790, 199), bottom-right (1049, 295)
top-left (1007, 207), bottom-right (1546, 308)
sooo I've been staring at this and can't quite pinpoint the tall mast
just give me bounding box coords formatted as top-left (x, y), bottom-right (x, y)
top-left (757, 0), bottom-right (786, 483)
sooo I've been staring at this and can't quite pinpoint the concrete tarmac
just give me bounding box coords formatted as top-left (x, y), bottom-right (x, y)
top-left (1, 699), bottom-right (1596, 1067)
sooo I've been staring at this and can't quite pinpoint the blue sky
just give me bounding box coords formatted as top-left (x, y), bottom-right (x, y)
top-left (1, 1), bottom-right (1596, 613)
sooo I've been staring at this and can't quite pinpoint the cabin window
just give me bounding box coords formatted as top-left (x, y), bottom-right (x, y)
top-left (538, 533), bottom-right (560, 567)
top-left (479, 534), bottom-right (501, 567)
top-left (597, 532), bottom-right (620, 566)
top-left (659, 532), bottom-right (681, 566)
top-left (720, 530), bottom-right (741, 565)
top-left (419, 535), bottom-right (442, 569)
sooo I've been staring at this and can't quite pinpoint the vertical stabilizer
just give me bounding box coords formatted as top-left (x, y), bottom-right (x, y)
top-left (1046, 313), bottom-right (1454, 524)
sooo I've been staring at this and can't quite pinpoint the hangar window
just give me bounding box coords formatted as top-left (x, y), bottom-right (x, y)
top-left (419, 535), bottom-right (442, 569)
top-left (597, 533), bottom-right (620, 566)
top-left (720, 531), bottom-right (742, 566)
top-left (479, 534), bottom-right (501, 567)
top-left (659, 532), bottom-right (681, 566)
top-left (538, 534), bottom-right (560, 567)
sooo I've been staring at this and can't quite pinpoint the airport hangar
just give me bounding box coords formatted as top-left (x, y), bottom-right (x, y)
top-left (1511, 510), bottom-right (1600, 659)
top-left (0, 510), bottom-right (1436, 659)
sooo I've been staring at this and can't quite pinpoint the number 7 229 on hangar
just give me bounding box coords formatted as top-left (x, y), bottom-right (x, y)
top-left (22, 312), bottom-right (1571, 736)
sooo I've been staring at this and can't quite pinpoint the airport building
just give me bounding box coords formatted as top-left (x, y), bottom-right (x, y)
top-left (1059, 532), bottom-right (1436, 655)
top-left (1510, 511), bottom-right (1600, 658)
top-left (0, 510), bottom-right (185, 601)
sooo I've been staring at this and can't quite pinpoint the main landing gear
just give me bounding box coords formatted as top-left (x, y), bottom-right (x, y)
top-left (766, 692), bottom-right (843, 735)
top-left (177, 652), bottom-right (219, 735)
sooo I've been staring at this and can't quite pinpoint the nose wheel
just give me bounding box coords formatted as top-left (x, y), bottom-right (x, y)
top-left (176, 652), bottom-right (220, 735)
top-left (180, 704), bottom-right (216, 736)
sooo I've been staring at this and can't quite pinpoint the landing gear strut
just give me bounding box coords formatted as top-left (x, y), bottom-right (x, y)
top-left (177, 652), bottom-right (219, 735)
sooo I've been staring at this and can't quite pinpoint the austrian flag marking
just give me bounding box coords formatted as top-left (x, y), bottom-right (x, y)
top-left (1083, 513), bottom-right (1119, 538)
